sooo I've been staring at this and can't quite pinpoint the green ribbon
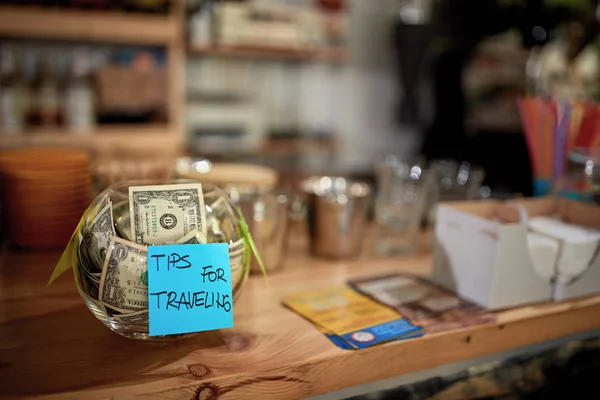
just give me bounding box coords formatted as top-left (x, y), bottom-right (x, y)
top-left (237, 206), bottom-right (270, 287)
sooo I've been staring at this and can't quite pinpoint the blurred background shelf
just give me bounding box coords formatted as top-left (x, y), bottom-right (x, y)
top-left (188, 45), bottom-right (347, 62)
top-left (0, 1), bottom-right (185, 158)
top-left (0, 6), bottom-right (179, 45)
top-left (0, 125), bottom-right (182, 154)
top-left (0, 0), bottom-right (349, 163)
top-left (258, 136), bottom-right (339, 155)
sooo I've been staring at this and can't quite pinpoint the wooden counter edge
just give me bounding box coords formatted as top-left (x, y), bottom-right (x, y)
top-left (23, 299), bottom-right (600, 400)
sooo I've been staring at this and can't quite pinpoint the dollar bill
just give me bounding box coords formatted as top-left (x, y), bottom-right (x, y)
top-left (207, 229), bottom-right (226, 243)
top-left (77, 231), bottom-right (101, 298)
top-left (228, 238), bottom-right (246, 288)
top-left (112, 200), bottom-right (132, 241)
top-left (113, 310), bottom-right (149, 325)
top-left (77, 232), bottom-right (92, 273)
top-left (78, 245), bottom-right (94, 274)
top-left (84, 202), bottom-right (116, 271)
top-left (100, 192), bottom-right (110, 208)
top-left (78, 270), bottom-right (100, 301)
top-left (210, 196), bottom-right (237, 220)
top-left (80, 258), bottom-right (100, 286)
top-left (175, 230), bottom-right (207, 244)
top-left (230, 249), bottom-right (246, 288)
top-left (129, 183), bottom-right (207, 245)
top-left (104, 305), bottom-right (123, 317)
top-left (98, 237), bottom-right (149, 313)
top-left (229, 238), bottom-right (245, 254)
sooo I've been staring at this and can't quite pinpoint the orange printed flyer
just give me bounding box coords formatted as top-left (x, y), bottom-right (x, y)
top-left (283, 285), bottom-right (423, 349)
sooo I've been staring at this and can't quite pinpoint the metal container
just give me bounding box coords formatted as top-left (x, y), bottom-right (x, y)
top-left (235, 189), bottom-right (290, 274)
top-left (173, 158), bottom-right (289, 273)
top-left (302, 176), bottom-right (371, 259)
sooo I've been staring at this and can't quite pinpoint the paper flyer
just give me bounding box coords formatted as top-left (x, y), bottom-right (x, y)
top-left (283, 285), bottom-right (423, 350)
top-left (350, 273), bottom-right (495, 334)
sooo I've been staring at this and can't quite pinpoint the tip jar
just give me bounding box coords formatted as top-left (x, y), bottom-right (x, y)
top-left (73, 179), bottom-right (250, 341)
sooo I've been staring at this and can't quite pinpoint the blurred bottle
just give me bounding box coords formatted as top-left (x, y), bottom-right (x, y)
top-left (29, 53), bottom-right (63, 129)
top-left (189, 0), bottom-right (216, 47)
top-left (0, 45), bottom-right (29, 133)
top-left (526, 23), bottom-right (599, 102)
top-left (64, 46), bottom-right (96, 133)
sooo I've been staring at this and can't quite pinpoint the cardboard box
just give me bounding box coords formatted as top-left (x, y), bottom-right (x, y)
top-left (432, 198), bottom-right (600, 310)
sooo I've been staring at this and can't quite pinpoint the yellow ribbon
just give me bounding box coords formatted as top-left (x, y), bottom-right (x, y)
top-left (47, 202), bottom-right (269, 288)
top-left (47, 202), bottom-right (99, 287)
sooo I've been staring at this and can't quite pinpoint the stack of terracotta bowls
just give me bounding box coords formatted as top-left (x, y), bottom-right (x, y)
top-left (0, 148), bottom-right (92, 249)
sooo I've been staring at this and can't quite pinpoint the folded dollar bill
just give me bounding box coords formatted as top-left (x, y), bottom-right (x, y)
top-left (128, 183), bottom-right (208, 246)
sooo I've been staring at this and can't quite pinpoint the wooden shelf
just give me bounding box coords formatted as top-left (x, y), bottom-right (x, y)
top-left (0, 6), bottom-right (179, 45)
top-left (258, 136), bottom-right (339, 155)
top-left (188, 44), bottom-right (347, 62)
top-left (0, 125), bottom-right (183, 155)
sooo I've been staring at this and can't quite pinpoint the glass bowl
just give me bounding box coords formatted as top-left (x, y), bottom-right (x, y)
top-left (73, 179), bottom-right (250, 341)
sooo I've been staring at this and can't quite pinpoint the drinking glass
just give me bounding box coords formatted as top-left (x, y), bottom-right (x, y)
top-left (552, 148), bottom-right (600, 204)
top-left (373, 158), bottom-right (432, 256)
top-left (425, 160), bottom-right (485, 227)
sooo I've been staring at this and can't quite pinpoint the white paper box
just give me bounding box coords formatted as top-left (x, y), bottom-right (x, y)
top-left (432, 198), bottom-right (600, 309)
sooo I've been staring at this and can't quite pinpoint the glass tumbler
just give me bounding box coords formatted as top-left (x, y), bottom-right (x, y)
top-left (424, 160), bottom-right (485, 227)
top-left (552, 148), bottom-right (600, 203)
top-left (373, 160), bottom-right (431, 256)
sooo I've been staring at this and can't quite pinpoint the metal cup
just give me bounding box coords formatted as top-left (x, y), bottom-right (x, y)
top-left (302, 176), bottom-right (371, 259)
top-left (234, 188), bottom-right (290, 274)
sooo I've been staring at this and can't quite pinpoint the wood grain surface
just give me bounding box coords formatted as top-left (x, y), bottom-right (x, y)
top-left (2, 231), bottom-right (600, 400)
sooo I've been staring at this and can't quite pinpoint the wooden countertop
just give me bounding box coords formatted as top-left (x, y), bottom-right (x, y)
top-left (2, 233), bottom-right (600, 400)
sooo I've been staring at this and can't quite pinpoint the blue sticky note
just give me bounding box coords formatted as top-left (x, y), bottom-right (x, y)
top-left (147, 243), bottom-right (233, 336)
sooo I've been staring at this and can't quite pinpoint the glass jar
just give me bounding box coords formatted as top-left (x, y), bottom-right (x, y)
top-left (552, 148), bottom-right (600, 203)
top-left (74, 179), bottom-right (250, 341)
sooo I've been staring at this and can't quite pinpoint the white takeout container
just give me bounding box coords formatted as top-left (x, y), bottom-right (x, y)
top-left (432, 197), bottom-right (600, 310)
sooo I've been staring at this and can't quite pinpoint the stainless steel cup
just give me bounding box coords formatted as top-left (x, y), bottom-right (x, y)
top-left (302, 176), bottom-right (371, 259)
top-left (235, 189), bottom-right (290, 274)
